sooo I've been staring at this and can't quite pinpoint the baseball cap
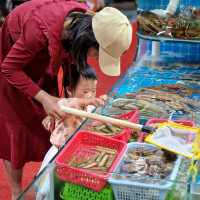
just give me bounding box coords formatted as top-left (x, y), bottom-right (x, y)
top-left (92, 7), bottom-right (132, 76)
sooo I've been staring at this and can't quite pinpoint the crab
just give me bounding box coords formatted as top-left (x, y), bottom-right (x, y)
top-left (171, 18), bottom-right (200, 39)
top-left (137, 8), bottom-right (200, 40)
top-left (168, 7), bottom-right (200, 39)
top-left (137, 11), bottom-right (166, 35)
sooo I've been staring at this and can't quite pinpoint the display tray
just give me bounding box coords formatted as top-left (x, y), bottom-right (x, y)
top-left (137, 31), bottom-right (200, 44)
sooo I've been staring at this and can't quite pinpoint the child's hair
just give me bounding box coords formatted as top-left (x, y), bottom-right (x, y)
top-left (63, 64), bottom-right (97, 97)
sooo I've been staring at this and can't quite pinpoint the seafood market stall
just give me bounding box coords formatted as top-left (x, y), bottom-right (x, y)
top-left (17, 42), bottom-right (200, 200)
top-left (18, 1), bottom-right (200, 200)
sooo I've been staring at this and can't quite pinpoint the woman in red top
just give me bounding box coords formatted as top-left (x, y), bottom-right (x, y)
top-left (0, 0), bottom-right (132, 198)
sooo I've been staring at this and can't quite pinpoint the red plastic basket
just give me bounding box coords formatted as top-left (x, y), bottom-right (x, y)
top-left (113, 109), bottom-right (139, 142)
top-left (84, 109), bottom-right (139, 143)
top-left (138, 118), bottom-right (195, 142)
top-left (55, 131), bottom-right (127, 192)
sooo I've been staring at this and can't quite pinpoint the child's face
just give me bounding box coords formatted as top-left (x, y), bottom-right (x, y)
top-left (70, 76), bottom-right (97, 98)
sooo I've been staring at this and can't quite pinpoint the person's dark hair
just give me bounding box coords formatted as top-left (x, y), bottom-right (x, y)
top-left (63, 64), bottom-right (97, 97)
top-left (61, 12), bottom-right (99, 72)
top-left (0, 3), bottom-right (8, 26)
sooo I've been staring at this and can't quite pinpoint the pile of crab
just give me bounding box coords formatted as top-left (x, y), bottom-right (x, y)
top-left (137, 7), bottom-right (200, 40)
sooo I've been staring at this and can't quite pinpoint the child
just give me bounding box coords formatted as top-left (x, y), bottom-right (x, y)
top-left (36, 66), bottom-right (106, 199)
top-left (41, 65), bottom-right (99, 170)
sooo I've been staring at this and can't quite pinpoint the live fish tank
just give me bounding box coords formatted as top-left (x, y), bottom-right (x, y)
top-left (100, 50), bottom-right (200, 127)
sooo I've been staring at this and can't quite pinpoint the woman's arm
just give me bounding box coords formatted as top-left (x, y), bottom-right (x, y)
top-left (0, 17), bottom-right (69, 119)
top-left (1, 16), bottom-right (106, 120)
top-left (0, 18), bottom-right (46, 97)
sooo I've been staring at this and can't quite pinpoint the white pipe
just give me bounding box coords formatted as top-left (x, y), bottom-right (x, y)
top-left (152, 41), bottom-right (160, 57)
top-left (58, 101), bottom-right (143, 131)
top-left (166, 0), bottom-right (180, 15)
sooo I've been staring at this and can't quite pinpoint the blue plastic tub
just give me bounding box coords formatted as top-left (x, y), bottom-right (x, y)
top-left (109, 142), bottom-right (182, 200)
top-left (137, 0), bottom-right (200, 11)
top-left (137, 0), bottom-right (200, 63)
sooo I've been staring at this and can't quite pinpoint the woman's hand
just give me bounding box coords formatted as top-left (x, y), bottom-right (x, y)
top-left (99, 94), bottom-right (108, 101)
top-left (35, 90), bottom-right (67, 120)
top-left (35, 90), bottom-right (107, 121)
top-left (60, 97), bottom-right (106, 110)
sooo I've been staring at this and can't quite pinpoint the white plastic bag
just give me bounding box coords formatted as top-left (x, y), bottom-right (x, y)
top-left (35, 146), bottom-right (58, 200)
top-left (151, 126), bottom-right (194, 157)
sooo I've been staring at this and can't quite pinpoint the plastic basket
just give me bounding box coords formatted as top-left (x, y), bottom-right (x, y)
top-left (109, 142), bottom-right (182, 200)
top-left (84, 110), bottom-right (139, 143)
top-left (112, 110), bottom-right (139, 142)
top-left (138, 118), bottom-right (195, 142)
top-left (55, 131), bottom-right (127, 192)
top-left (60, 182), bottom-right (114, 200)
